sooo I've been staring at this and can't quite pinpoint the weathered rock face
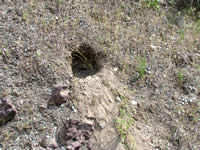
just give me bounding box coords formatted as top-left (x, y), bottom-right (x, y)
top-left (49, 86), bottom-right (70, 106)
top-left (0, 97), bottom-right (17, 126)
top-left (56, 119), bottom-right (94, 150)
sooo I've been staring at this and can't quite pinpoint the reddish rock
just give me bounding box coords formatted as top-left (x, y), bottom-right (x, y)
top-left (0, 97), bottom-right (17, 126)
top-left (56, 119), bottom-right (94, 149)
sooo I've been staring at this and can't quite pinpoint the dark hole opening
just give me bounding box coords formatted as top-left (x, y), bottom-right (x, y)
top-left (72, 44), bottom-right (102, 78)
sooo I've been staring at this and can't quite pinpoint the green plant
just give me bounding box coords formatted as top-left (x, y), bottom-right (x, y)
top-left (194, 19), bottom-right (200, 32)
top-left (136, 57), bottom-right (146, 78)
top-left (178, 29), bottom-right (185, 40)
top-left (146, 0), bottom-right (160, 9)
top-left (22, 11), bottom-right (29, 22)
top-left (177, 71), bottom-right (184, 86)
top-left (116, 113), bottom-right (133, 143)
top-left (115, 97), bottom-right (133, 143)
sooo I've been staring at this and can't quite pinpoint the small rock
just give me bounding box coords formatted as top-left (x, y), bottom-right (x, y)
top-left (131, 100), bottom-right (138, 105)
top-left (49, 86), bottom-right (70, 106)
top-left (155, 146), bottom-right (162, 150)
top-left (0, 97), bottom-right (17, 126)
top-left (98, 121), bottom-right (106, 129)
top-left (150, 45), bottom-right (157, 50)
top-left (136, 125), bottom-right (141, 130)
top-left (145, 67), bottom-right (151, 74)
top-left (48, 139), bottom-right (59, 149)
top-left (113, 67), bottom-right (118, 72)
top-left (12, 88), bottom-right (21, 96)
top-left (83, 118), bottom-right (94, 125)
top-left (108, 98), bottom-right (114, 103)
top-left (71, 105), bottom-right (77, 113)
top-left (38, 104), bottom-right (47, 112)
top-left (86, 76), bottom-right (92, 80)
top-left (39, 138), bottom-right (48, 148)
top-left (116, 96), bottom-right (122, 102)
top-left (183, 85), bottom-right (196, 94)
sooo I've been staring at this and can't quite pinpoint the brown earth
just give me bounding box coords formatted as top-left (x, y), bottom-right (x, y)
top-left (0, 0), bottom-right (200, 150)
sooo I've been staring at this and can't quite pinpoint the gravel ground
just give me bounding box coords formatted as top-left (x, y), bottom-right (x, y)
top-left (0, 0), bottom-right (200, 150)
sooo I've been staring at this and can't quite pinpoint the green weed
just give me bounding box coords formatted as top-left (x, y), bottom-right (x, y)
top-left (136, 57), bottom-right (146, 78)
top-left (146, 0), bottom-right (160, 9)
top-left (178, 29), bottom-right (185, 40)
top-left (115, 97), bottom-right (133, 143)
top-left (177, 71), bottom-right (184, 86)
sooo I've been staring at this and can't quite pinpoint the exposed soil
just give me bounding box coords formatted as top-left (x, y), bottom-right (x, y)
top-left (0, 0), bottom-right (200, 150)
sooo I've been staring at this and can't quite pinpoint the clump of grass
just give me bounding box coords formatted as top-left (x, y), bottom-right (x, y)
top-left (136, 57), bottom-right (146, 78)
top-left (146, 0), bottom-right (160, 9)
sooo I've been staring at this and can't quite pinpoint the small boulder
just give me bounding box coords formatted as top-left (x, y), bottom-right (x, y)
top-left (0, 97), bottom-right (17, 126)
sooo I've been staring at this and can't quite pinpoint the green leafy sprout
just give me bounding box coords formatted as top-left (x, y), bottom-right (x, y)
top-left (137, 57), bottom-right (146, 78)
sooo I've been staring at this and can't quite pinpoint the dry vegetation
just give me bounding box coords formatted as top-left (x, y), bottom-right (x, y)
top-left (0, 0), bottom-right (200, 150)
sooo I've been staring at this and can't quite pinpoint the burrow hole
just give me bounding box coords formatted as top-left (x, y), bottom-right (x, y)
top-left (72, 43), bottom-right (103, 78)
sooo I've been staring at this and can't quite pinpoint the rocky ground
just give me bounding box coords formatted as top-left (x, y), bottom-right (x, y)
top-left (0, 0), bottom-right (200, 150)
